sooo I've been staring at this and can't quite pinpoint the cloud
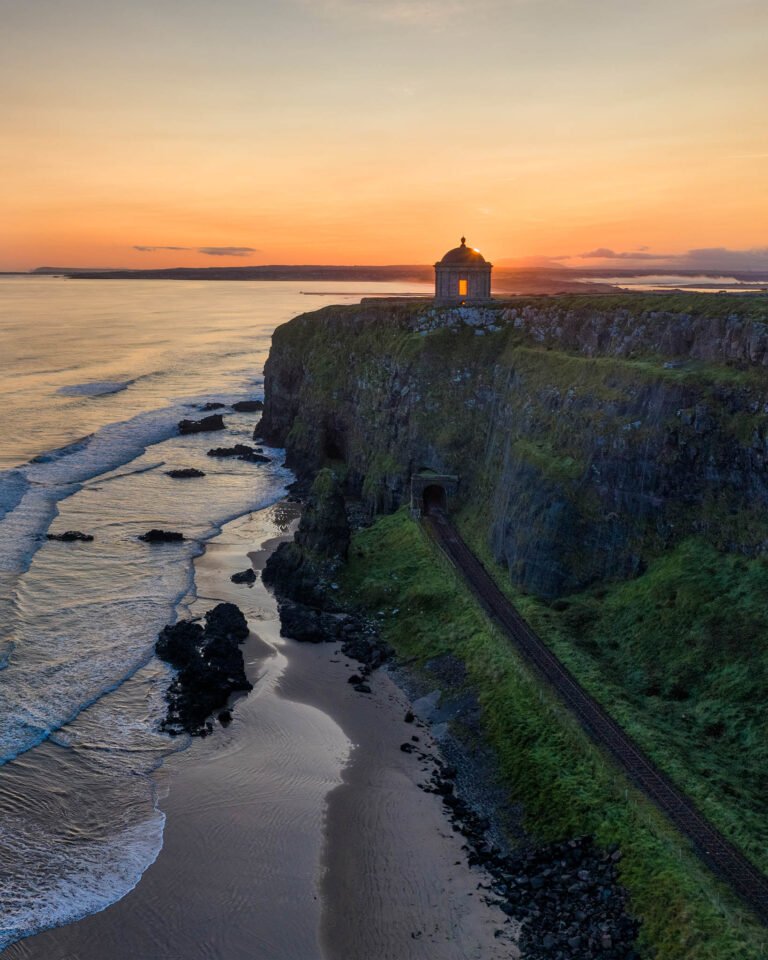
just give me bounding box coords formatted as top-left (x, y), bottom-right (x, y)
top-left (197, 247), bottom-right (258, 257)
top-left (134, 245), bottom-right (258, 258)
top-left (575, 246), bottom-right (768, 271)
top-left (134, 245), bottom-right (191, 252)
top-left (579, 247), bottom-right (670, 261)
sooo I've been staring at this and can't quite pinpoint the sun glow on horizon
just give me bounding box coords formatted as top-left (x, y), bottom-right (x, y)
top-left (1, 0), bottom-right (766, 272)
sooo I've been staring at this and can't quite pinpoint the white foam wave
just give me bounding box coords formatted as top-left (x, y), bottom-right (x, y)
top-left (0, 811), bottom-right (166, 951)
top-left (0, 407), bottom-right (184, 575)
top-left (0, 397), bottom-right (291, 949)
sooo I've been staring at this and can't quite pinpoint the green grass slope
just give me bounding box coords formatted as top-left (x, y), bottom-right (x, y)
top-left (342, 510), bottom-right (768, 960)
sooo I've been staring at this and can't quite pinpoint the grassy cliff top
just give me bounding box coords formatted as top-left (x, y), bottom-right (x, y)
top-left (283, 290), bottom-right (768, 323)
top-left (270, 291), bottom-right (768, 379)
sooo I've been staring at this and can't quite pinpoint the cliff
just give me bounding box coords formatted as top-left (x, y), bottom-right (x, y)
top-left (261, 292), bottom-right (768, 956)
top-left (261, 293), bottom-right (768, 598)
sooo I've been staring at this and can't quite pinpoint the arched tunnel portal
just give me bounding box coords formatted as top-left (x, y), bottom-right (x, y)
top-left (410, 472), bottom-right (459, 518)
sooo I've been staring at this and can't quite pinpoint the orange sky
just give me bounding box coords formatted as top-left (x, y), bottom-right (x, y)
top-left (2, 0), bottom-right (766, 271)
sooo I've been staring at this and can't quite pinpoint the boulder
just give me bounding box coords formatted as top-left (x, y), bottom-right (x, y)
top-left (165, 468), bottom-right (206, 478)
top-left (155, 602), bottom-right (252, 736)
top-left (207, 444), bottom-right (270, 463)
top-left (46, 530), bottom-right (94, 542)
top-left (201, 401), bottom-right (226, 411)
top-left (231, 399), bottom-right (264, 412)
top-left (139, 529), bottom-right (184, 543)
top-left (178, 413), bottom-right (225, 434)
top-left (156, 620), bottom-right (204, 668)
top-left (231, 568), bottom-right (257, 585)
top-left (205, 601), bottom-right (250, 641)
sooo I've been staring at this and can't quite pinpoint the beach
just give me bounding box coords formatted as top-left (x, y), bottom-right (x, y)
top-left (5, 501), bottom-right (515, 959)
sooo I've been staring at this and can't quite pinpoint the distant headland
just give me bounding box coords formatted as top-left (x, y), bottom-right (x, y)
top-left (22, 264), bottom-right (620, 296)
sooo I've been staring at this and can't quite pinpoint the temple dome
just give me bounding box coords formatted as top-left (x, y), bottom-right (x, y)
top-left (434, 236), bottom-right (492, 302)
top-left (437, 237), bottom-right (488, 266)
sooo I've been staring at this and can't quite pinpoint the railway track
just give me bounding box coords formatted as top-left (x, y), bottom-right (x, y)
top-left (424, 507), bottom-right (768, 926)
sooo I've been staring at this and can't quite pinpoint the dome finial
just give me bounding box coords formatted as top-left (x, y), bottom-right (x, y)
top-left (460, 235), bottom-right (466, 246)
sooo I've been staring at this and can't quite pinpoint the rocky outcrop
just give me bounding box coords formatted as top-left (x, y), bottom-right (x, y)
top-left (230, 568), bottom-right (256, 585)
top-left (261, 295), bottom-right (768, 597)
top-left (427, 753), bottom-right (638, 960)
top-left (139, 529), bottom-right (184, 543)
top-left (166, 468), bottom-right (206, 478)
top-left (261, 469), bottom-right (388, 664)
top-left (46, 530), bottom-right (94, 542)
top-left (263, 468), bottom-right (350, 607)
top-left (178, 413), bottom-right (225, 434)
top-left (155, 602), bottom-right (251, 735)
top-left (207, 444), bottom-right (270, 463)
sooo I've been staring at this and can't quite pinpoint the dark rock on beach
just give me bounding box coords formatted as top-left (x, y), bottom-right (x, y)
top-left (231, 568), bottom-right (257, 585)
top-left (166, 467), bottom-right (206, 479)
top-left (231, 399), bottom-right (264, 412)
top-left (155, 602), bottom-right (252, 736)
top-left (156, 619), bottom-right (204, 667)
top-left (206, 601), bottom-right (249, 640)
top-left (139, 529), bottom-right (185, 543)
top-left (207, 444), bottom-right (270, 463)
top-left (422, 755), bottom-right (640, 959)
top-left (178, 413), bottom-right (225, 434)
top-left (277, 599), bottom-right (348, 643)
top-left (46, 530), bottom-right (94, 542)
top-left (263, 469), bottom-right (391, 668)
top-left (201, 401), bottom-right (226, 411)
top-left (263, 468), bottom-right (349, 606)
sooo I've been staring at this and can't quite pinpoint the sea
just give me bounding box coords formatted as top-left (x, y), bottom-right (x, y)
top-left (579, 273), bottom-right (768, 293)
top-left (0, 276), bottom-right (430, 951)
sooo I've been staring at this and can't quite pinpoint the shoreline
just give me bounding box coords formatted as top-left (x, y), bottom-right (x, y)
top-left (5, 500), bottom-right (516, 959)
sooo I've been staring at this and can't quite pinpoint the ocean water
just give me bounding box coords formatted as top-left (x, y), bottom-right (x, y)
top-left (580, 273), bottom-right (768, 293)
top-left (0, 276), bottom-right (430, 950)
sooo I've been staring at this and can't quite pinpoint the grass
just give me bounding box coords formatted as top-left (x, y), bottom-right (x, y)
top-left (455, 510), bottom-right (768, 876)
top-left (341, 509), bottom-right (768, 960)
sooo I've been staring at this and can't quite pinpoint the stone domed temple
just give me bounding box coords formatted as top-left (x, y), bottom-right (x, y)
top-left (434, 237), bottom-right (492, 302)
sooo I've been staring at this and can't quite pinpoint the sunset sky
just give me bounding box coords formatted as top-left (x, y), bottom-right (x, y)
top-left (2, 0), bottom-right (766, 271)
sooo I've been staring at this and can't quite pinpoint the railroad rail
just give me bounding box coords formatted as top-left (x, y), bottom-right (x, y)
top-left (423, 507), bottom-right (768, 926)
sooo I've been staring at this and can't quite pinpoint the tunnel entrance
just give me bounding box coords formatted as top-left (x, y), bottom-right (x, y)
top-left (410, 471), bottom-right (459, 518)
top-left (422, 484), bottom-right (447, 515)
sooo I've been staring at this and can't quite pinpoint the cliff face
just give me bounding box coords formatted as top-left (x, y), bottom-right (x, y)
top-left (261, 294), bottom-right (768, 598)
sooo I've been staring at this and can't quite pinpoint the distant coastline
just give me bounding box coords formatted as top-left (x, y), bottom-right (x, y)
top-left (17, 264), bottom-right (768, 295)
top-left (23, 265), bottom-right (617, 295)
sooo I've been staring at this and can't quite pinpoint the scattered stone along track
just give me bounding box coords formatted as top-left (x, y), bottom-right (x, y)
top-left (424, 508), bottom-right (768, 926)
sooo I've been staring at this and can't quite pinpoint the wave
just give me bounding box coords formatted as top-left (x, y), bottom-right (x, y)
top-left (0, 810), bottom-right (167, 953)
top-left (1, 457), bottom-right (291, 766)
top-left (0, 392), bottom-right (290, 950)
top-left (0, 470), bottom-right (29, 523)
top-left (57, 379), bottom-right (137, 398)
top-left (0, 659), bottom-right (174, 952)
top-left (0, 410), bottom-right (181, 576)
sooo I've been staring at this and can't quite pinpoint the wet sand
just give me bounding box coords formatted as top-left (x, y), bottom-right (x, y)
top-left (6, 503), bottom-right (516, 959)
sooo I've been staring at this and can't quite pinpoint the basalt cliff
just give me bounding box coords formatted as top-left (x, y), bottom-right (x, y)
top-left (260, 293), bottom-right (768, 598)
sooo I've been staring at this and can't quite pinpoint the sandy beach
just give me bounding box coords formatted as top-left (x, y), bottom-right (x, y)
top-left (5, 502), bottom-right (516, 960)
